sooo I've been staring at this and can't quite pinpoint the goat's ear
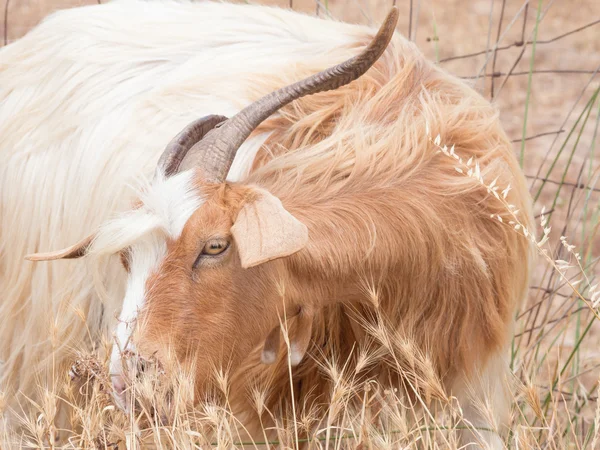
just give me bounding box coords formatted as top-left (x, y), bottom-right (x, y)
top-left (261, 306), bottom-right (314, 366)
top-left (25, 234), bottom-right (94, 261)
top-left (231, 188), bottom-right (308, 269)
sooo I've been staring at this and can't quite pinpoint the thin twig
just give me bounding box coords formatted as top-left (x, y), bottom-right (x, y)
top-left (535, 208), bottom-right (554, 219)
top-left (461, 69), bottom-right (598, 79)
top-left (440, 18), bottom-right (600, 63)
top-left (529, 285), bottom-right (582, 298)
top-left (313, 0), bottom-right (334, 19)
top-left (494, 44), bottom-right (527, 97)
top-left (520, 286), bottom-right (574, 319)
top-left (520, 3), bottom-right (529, 44)
top-left (479, 0), bottom-right (496, 90)
top-left (524, 175), bottom-right (600, 193)
top-left (514, 306), bottom-right (591, 338)
top-left (412, 0), bottom-right (421, 41)
top-left (491, 0), bottom-right (507, 98)
top-left (531, 64), bottom-right (600, 194)
top-left (511, 129), bottom-right (564, 142)
top-left (519, 0), bottom-right (543, 168)
top-left (554, 108), bottom-right (600, 276)
top-left (3, 0), bottom-right (9, 46)
top-left (539, 18), bottom-right (600, 44)
top-left (408, 0), bottom-right (413, 40)
top-left (520, 255), bottom-right (600, 354)
top-left (562, 122), bottom-right (600, 228)
top-left (474, 0), bottom-right (535, 85)
top-left (571, 101), bottom-right (600, 248)
top-left (494, 1), bottom-right (540, 98)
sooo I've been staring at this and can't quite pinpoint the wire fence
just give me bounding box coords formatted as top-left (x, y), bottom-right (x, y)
top-left (1, 0), bottom-right (600, 446)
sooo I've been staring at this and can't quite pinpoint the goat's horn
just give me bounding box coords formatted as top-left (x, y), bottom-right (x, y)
top-left (177, 7), bottom-right (399, 181)
top-left (157, 115), bottom-right (228, 177)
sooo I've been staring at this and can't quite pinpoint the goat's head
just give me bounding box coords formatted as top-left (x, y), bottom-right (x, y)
top-left (26, 8), bottom-right (398, 407)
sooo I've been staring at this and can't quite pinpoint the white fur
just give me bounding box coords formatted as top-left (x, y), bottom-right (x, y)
top-left (261, 350), bottom-right (277, 365)
top-left (0, 1), bottom-right (362, 414)
top-left (452, 351), bottom-right (511, 450)
top-left (289, 343), bottom-right (305, 366)
top-left (228, 132), bottom-right (272, 182)
top-left (99, 170), bottom-right (203, 397)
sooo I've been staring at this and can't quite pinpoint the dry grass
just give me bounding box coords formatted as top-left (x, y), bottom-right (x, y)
top-left (1, 0), bottom-right (599, 448)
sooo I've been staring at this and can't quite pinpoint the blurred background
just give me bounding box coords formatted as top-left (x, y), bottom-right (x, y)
top-left (2, 0), bottom-right (600, 445)
top-left (2, 1), bottom-right (598, 240)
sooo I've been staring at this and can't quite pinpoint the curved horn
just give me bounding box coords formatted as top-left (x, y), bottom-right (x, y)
top-left (177, 7), bottom-right (399, 181)
top-left (25, 234), bottom-right (94, 261)
top-left (157, 115), bottom-right (228, 177)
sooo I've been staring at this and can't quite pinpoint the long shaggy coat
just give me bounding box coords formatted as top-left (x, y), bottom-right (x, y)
top-left (0, 1), bottom-right (533, 445)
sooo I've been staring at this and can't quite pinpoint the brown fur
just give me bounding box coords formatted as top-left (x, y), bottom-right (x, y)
top-left (132, 34), bottom-right (533, 442)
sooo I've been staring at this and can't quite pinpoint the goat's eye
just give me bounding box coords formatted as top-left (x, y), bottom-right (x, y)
top-left (201, 239), bottom-right (229, 256)
top-left (193, 239), bottom-right (230, 269)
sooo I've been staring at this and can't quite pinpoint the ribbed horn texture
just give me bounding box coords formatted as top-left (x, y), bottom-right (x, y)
top-left (157, 115), bottom-right (228, 177)
top-left (175, 7), bottom-right (399, 182)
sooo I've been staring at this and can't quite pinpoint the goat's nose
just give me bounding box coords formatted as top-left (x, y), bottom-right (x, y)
top-left (111, 373), bottom-right (129, 411)
top-left (112, 374), bottom-right (127, 396)
top-left (110, 341), bottom-right (135, 410)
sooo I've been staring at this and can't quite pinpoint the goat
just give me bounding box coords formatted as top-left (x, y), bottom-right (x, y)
top-left (2, 1), bottom-right (533, 447)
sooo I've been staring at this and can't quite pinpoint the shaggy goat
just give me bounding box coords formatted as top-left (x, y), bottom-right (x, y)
top-left (2, 1), bottom-right (532, 447)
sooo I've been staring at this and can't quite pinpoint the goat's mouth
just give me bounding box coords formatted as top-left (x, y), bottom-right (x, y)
top-left (109, 348), bottom-right (167, 413)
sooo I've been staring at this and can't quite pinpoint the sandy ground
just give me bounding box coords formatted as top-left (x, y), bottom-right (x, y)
top-left (2, 0), bottom-right (600, 426)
